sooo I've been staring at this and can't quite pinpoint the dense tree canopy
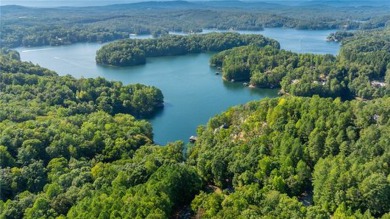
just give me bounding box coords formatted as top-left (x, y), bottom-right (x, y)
top-left (188, 96), bottom-right (390, 218)
top-left (211, 28), bottom-right (390, 100)
top-left (1, 1), bottom-right (389, 48)
top-left (96, 33), bottom-right (280, 66)
top-left (1, 8), bottom-right (390, 218)
top-left (0, 51), bottom-right (163, 121)
top-left (0, 50), bottom-right (198, 218)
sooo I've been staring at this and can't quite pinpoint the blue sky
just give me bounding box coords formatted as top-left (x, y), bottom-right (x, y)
top-left (1, 0), bottom-right (388, 7)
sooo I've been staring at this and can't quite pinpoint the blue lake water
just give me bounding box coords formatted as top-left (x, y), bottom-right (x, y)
top-left (17, 28), bottom-right (340, 144)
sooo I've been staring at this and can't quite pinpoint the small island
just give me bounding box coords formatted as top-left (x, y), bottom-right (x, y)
top-left (95, 32), bottom-right (280, 66)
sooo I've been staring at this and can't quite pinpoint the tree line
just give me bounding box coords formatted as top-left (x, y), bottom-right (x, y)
top-left (1, 20), bottom-right (390, 219)
top-left (95, 32), bottom-right (280, 66)
top-left (2, 93), bottom-right (389, 218)
top-left (211, 28), bottom-right (390, 100)
top-left (188, 96), bottom-right (390, 218)
top-left (1, 2), bottom-right (389, 48)
top-left (0, 49), bottom-right (164, 121)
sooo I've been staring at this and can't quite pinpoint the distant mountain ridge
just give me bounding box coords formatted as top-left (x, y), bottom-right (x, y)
top-left (0, 1), bottom-right (286, 12)
top-left (1, 0), bottom-right (390, 8)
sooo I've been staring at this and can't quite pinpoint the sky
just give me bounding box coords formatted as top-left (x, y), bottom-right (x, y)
top-left (0, 0), bottom-right (139, 7)
top-left (0, 0), bottom-right (388, 7)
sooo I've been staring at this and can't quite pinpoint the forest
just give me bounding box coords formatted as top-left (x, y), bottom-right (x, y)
top-left (188, 95), bottom-right (390, 218)
top-left (1, 1), bottom-right (390, 48)
top-left (95, 33), bottom-right (279, 66)
top-left (1, 38), bottom-right (390, 218)
top-left (210, 28), bottom-right (390, 100)
top-left (0, 49), bottom-right (164, 120)
top-left (1, 1), bottom-right (390, 218)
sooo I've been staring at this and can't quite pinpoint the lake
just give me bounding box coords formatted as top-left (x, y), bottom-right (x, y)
top-left (17, 28), bottom-right (340, 144)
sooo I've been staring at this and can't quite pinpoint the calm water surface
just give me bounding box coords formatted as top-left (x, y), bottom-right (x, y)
top-left (17, 28), bottom-right (339, 144)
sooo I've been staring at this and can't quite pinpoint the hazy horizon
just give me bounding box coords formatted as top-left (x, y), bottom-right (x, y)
top-left (1, 0), bottom-right (389, 7)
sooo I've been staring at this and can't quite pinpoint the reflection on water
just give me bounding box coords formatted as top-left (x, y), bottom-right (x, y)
top-left (223, 80), bottom-right (247, 91)
top-left (222, 80), bottom-right (276, 95)
top-left (17, 28), bottom-right (339, 144)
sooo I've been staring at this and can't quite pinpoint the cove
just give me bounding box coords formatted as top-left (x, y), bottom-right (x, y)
top-left (16, 28), bottom-right (340, 144)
